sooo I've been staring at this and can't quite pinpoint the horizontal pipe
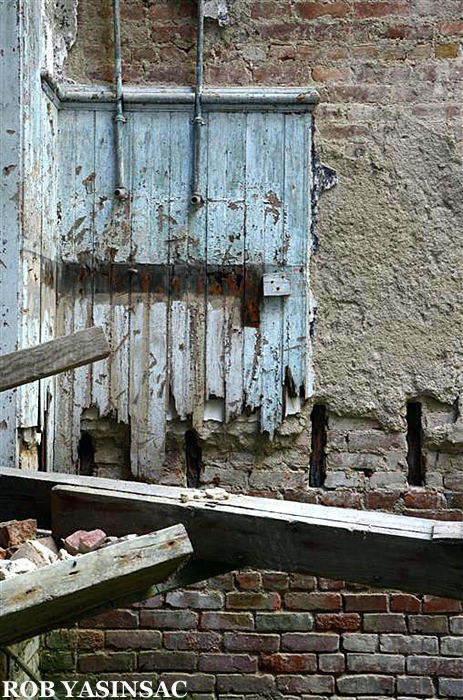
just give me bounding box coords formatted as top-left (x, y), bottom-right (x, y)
top-left (40, 74), bottom-right (319, 109)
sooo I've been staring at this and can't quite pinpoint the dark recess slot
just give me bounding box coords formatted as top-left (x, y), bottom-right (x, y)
top-left (310, 404), bottom-right (327, 487)
top-left (78, 432), bottom-right (95, 476)
top-left (185, 429), bottom-right (202, 488)
top-left (406, 402), bottom-right (424, 486)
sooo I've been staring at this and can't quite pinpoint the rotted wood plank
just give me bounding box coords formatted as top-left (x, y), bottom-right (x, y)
top-left (50, 481), bottom-right (463, 600)
top-left (0, 524), bottom-right (192, 647)
top-left (0, 327), bottom-right (110, 393)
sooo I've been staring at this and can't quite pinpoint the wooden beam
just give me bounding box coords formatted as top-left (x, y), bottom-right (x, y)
top-left (0, 524), bottom-right (192, 647)
top-left (51, 484), bottom-right (463, 600)
top-left (0, 327), bottom-right (110, 393)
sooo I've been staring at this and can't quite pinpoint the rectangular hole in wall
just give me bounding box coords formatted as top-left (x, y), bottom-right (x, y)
top-left (310, 404), bottom-right (327, 487)
top-left (406, 402), bottom-right (424, 486)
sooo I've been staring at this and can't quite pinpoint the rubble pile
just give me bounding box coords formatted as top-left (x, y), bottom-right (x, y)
top-left (0, 519), bottom-right (137, 581)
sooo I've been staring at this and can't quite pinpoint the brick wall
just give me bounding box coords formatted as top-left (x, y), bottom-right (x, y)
top-left (40, 0), bottom-right (463, 696)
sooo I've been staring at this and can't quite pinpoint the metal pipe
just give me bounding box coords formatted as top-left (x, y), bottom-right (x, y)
top-left (191, 0), bottom-right (205, 207)
top-left (113, 0), bottom-right (127, 199)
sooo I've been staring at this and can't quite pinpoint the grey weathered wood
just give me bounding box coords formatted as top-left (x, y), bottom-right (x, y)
top-left (0, 524), bottom-right (192, 647)
top-left (49, 481), bottom-right (463, 600)
top-left (433, 522), bottom-right (463, 541)
top-left (0, 327), bottom-right (110, 393)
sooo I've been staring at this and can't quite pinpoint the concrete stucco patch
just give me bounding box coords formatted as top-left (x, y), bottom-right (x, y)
top-left (311, 112), bottom-right (463, 430)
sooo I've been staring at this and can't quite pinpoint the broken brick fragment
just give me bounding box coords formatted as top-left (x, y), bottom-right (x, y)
top-left (0, 519), bottom-right (37, 549)
top-left (64, 529), bottom-right (107, 555)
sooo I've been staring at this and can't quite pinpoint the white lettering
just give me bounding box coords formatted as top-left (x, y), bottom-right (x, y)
top-left (20, 682), bottom-right (38, 698)
top-left (95, 681), bottom-right (109, 698)
top-left (41, 681), bottom-right (55, 698)
top-left (153, 681), bottom-right (170, 698)
top-left (3, 682), bottom-right (19, 698)
top-left (78, 681), bottom-right (95, 697)
top-left (61, 681), bottom-right (79, 698)
top-left (171, 681), bottom-right (187, 699)
top-left (138, 681), bottom-right (153, 698)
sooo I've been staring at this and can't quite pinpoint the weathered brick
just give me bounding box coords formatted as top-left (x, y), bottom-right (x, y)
top-left (166, 590), bottom-right (224, 610)
top-left (260, 653), bottom-right (317, 673)
top-left (78, 652), bottom-right (136, 673)
top-left (439, 677), bottom-right (463, 696)
top-left (347, 653), bottom-right (405, 673)
top-left (354, 1), bottom-right (410, 18)
top-left (408, 614), bottom-right (449, 634)
top-left (390, 594), bottom-right (421, 613)
top-left (235, 571), bottom-right (262, 590)
top-left (403, 490), bottom-right (444, 509)
top-left (282, 632), bottom-right (339, 652)
top-left (342, 633), bottom-right (378, 652)
top-left (106, 630), bottom-right (162, 649)
top-left (364, 613), bottom-right (407, 633)
top-left (294, 1), bottom-right (350, 20)
top-left (276, 674), bottom-right (335, 694)
top-left (380, 634), bottom-right (438, 655)
top-left (256, 612), bottom-right (313, 632)
top-left (284, 592), bottom-right (342, 611)
top-left (138, 651), bottom-right (196, 671)
top-left (318, 577), bottom-right (345, 591)
top-left (201, 612), bottom-right (254, 631)
top-left (344, 594), bottom-right (388, 612)
top-left (223, 632), bottom-right (280, 652)
top-left (319, 653), bottom-right (345, 672)
top-left (41, 652), bottom-right (75, 673)
top-left (423, 595), bottom-right (462, 613)
top-left (0, 519), bottom-right (37, 548)
top-left (80, 610), bottom-right (138, 629)
top-left (289, 573), bottom-right (317, 590)
top-left (407, 655), bottom-right (463, 676)
top-left (226, 592), bottom-right (280, 610)
top-left (164, 631), bottom-right (221, 652)
top-left (140, 610), bottom-right (197, 629)
top-left (316, 614), bottom-right (362, 632)
top-left (451, 616), bottom-right (463, 634)
top-left (262, 571), bottom-right (289, 590)
top-left (199, 654), bottom-right (257, 673)
top-left (441, 636), bottom-right (463, 656)
top-left (216, 674), bottom-right (276, 694)
top-left (396, 675), bottom-right (434, 695)
top-left (365, 490), bottom-right (401, 510)
top-left (337, 674), bottom-right (395, 695)
top-left (320, 491), bottom-right (364, 508)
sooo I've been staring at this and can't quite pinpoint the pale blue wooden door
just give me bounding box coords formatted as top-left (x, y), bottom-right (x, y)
top-left (55, 90), bottom-right (315, 475)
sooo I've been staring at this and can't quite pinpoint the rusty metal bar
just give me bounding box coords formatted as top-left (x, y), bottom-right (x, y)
top-left (191, 0), bottom-right (205, 206)
top-left (113, 0), bottom-right (127, 199)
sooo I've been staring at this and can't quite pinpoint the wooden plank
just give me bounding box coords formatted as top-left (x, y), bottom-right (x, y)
top-left (0, 524), bottom-right (192, 647)
top-left (0, 327), bottom-right (110, 393)
top-left (49, 481), bottom-right (463, 600)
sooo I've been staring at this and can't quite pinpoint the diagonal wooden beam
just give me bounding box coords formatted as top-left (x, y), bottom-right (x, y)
top-left (50, 482), bottom-right (463, 601)
top-left (0, 524), bottom-right (192, 647)
top-left (0, 326), bottom-right (110, 393)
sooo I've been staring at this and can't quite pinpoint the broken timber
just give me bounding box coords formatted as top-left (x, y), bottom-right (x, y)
top-left (0, 326), bottom-right (110, 393)
top-left (4, 468), bottom-right (463, 600)
top-left (0, 525), bottom-right (192, 647)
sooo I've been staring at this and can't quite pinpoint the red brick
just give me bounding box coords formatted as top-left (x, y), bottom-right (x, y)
top-left (235, 571), bottom-right (262, 590)
top-left (0, 519), bottom-right (37, 548)
top-left (295, 1), bottom-right (350, 20)
top-left (354, 1), bottom-right (410, 19)
top-left (390, 593), bottom-right (421, 612)
top-left (365, 490), bottom-right (401, 510)
top-left (259, 652), bottom-right (317, 673)
top-left (344, 594), bottom-right (388, 612)
top-left (312, 66), bottom-right (352, 83)
top-left (79, 610), bottom-right (138, 629)
top-left (251, 0), bottom-right (292, 19)
top-left (439, 21), bottom-right (463, 36)
top-left (316, 614), bottom-right (362, 632)
top-left (318, 577), bottom-right (345, 591)
top-left (226, 592), bottom-right (281, 610)
top-left (423, 596), bottom-right (462, 613)
top-left (285, 592), bottom-right (342, 611)
top-left (76, 630), bottom-right (104, 651)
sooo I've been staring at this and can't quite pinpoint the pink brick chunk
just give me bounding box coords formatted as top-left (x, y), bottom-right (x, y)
top-left (64, 529), bottom-right (107, 555)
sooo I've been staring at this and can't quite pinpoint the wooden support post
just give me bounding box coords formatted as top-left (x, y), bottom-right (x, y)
top-left (0, 524), bottom-right (192, 647)
top-left (0, 327), bottom-right (110, 393)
